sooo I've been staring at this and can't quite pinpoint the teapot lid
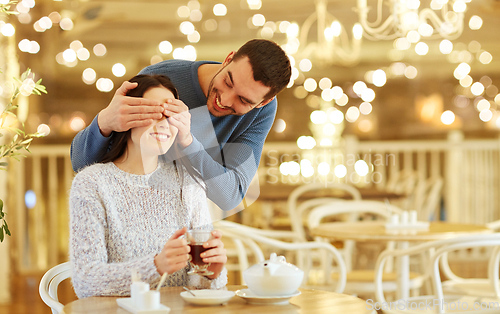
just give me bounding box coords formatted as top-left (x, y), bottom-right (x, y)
top-left (244, 253), bottom-right (304, 276)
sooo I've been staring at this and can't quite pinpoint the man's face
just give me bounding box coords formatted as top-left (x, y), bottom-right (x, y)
top-left (206, 55), bottom-right (272, 117)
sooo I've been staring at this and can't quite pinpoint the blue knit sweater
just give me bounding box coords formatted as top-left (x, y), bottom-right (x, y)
top-left (70, 60), bottom-right (277, 211)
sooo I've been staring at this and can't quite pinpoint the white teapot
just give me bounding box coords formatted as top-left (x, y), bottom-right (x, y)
top-left (243, 253), bottom-right (304, 296)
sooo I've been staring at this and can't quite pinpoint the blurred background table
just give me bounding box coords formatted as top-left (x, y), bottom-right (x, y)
top-left (311, 221), bottom-right (492, 242)
top-left (62, 285), bottom-right (375, 314)
top-left (311, 221), bottom-right (493, 300)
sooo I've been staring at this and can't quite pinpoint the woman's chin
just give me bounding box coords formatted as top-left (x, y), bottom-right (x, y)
top-left (157, 142), bottom-right (174, 155)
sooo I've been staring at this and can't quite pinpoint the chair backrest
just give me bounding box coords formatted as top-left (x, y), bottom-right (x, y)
top-left (373, 234), bottom-right (500, 313)
top-left (385, 169), bottom-right (419, 195)
top-left (307, 200), bottom-right (404, 231)
top-left (412, 176), bottom-right (443, 220)
top-left (287, 183), bottom-right (362, 241)
top-left (214, 220), bottom-right (347, 293)
top-left (307, 200), bottom-right (403, 272)
top-left (39, 262), bottom-right (71, 314)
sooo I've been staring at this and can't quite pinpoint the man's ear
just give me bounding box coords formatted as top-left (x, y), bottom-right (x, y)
top-left (256, 96), bottom-right (275, 108)
top-left (222, 51), bottom-right (236, 66)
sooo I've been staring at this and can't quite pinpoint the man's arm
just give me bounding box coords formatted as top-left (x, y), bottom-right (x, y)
top-left (180, 105), bottom-right (275, 211)
top-left (70, 115), bottom-right (112, 172)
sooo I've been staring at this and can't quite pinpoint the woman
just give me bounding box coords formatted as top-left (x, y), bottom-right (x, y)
top-left (69, 74), bottom-right (227, 298)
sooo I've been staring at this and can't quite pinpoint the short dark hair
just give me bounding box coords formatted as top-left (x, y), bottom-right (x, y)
top-left (101, 74), bottom-right (179, 163)
top-left (232, 39), bottom-right (291, 101)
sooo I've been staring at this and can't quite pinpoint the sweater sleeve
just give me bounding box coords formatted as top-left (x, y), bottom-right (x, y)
top-left (181, 102), bottom-right (276, 211)
top-left (70, 115), bottom-right (111, 172)
top-left (69, 172), bottom-right (161, 298)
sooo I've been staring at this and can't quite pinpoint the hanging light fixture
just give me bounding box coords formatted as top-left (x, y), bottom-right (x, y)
top-left (283, 0), bottom-right (362, 66)
top-left (357, 0), bottom-right (468, 41)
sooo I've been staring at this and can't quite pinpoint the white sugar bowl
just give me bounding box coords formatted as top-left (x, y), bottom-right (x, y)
top-left (243, 253), bottom-right (304, 296)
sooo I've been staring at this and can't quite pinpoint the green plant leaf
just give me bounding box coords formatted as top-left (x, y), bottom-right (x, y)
top-left (0, 227), bottom-right (4, 242)
top-left (4, 221), bottom-right (10, 236)
top-left (0, 162), bottom-right (8, 167)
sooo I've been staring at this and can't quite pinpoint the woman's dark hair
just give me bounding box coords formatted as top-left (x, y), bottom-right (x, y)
top-left (101, 74), bottom-right (205, 199)
top-left (101, 74), bottom-right (179, 163)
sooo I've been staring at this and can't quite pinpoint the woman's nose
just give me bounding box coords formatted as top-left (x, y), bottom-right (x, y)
top-left (156, 119), bottom-right (169, 129)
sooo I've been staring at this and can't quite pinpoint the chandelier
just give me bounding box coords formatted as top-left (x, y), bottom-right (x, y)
top-left (357, 0), bottom-right (468, 41)
top-left (283, 0), bottom-right (363, 66)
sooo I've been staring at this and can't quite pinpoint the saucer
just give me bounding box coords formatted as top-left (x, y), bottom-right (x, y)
top-left (235, 289), bottom-right (301, 305)
top-left (180, 290), bottom-right (235, 305)
top-left (116, 297), bottom-right (171, 313)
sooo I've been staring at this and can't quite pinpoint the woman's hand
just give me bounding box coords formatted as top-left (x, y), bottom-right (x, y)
top-left (164, 99), bottom-right (193, 148)
top-left (154, 227), bottom-right (190, 275)
top-left (202, 230), bottom-right (227, 279)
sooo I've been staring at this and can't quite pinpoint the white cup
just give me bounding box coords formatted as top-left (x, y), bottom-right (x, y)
top-left (390, 214), bottom-right (399, 225)
top-left (131, 282), bottom-right (149, 307)
top-left (138, 290), bottom-right (160, 310)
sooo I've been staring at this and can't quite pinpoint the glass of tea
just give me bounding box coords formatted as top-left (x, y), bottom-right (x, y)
top-left (186, 230), bottom-right (214, 276)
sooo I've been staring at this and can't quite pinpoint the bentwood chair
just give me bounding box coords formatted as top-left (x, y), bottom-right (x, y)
top-left (39, 262), bottom-right (72, 314)
top-left (437, 221), bottom-right (500, 299)
top-left (307, 200), bottom-right (425, 298)
top-left (286, 182), bottom-right (362, 241)
top-left (214, 220), bottom-right (347, 293)
top-left (374, 234), bottom-right (500, 314)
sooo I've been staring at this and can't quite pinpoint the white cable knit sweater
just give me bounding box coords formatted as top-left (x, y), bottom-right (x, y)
top-left (69, 161), bottom-right (227, 298)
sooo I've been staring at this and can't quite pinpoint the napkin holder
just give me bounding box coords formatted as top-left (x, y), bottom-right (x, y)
top-left (117, 271), bottom-right (170, 314)
top-left (384, 211), bottom-right (430, 230)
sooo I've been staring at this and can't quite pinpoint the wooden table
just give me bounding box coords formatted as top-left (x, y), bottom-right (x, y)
top-left (257, 184), bottom-right (405, 202)
top-left (311, 221), bottom-right (493, 300)
top-left (62, 285), bottom-right (374, 314)
top-left (311, 221), bottom-right (492, 242)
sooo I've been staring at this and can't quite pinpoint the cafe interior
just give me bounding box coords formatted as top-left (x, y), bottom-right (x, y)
top-left (1, 0), bottom-right (500, 313)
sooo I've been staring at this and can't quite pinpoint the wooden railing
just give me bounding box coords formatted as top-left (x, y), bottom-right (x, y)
top-left (260, 131), bottom-right (500, 224)
top-left (8, 145), bottom-right (74, 274)
top-left (7, 131), bottom-right (500, 273)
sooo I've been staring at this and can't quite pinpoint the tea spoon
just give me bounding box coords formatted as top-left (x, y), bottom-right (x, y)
top-left (183, 286), bottom-right (196, 297)
top-left (157, 273), bottom-right (168, 291)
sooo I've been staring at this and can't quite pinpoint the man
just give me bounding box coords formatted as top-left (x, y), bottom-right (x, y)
top-left (71, 39), bottom-right (291, 211)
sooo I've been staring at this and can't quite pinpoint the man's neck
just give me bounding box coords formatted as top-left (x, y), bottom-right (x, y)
top-left (198, 63), bottom-right (222, 97)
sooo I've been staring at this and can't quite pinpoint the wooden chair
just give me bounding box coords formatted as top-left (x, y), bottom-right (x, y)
top-left (307, 200), bottom-right (425, 297)
top-left (39, 262), bottom-right (71, 314)
top-left (214, 220), bottom-right (347, 293)
top-left (283, 183), bottom-right (362, 272)
top-left (412, 176), bottom-right (444, 221)
top-left (286, 182), bottom-right (362, 240)
top-left (374, 234), bottom-right (500, 314)
top-left (437, 221), bottom-right (500, 299)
